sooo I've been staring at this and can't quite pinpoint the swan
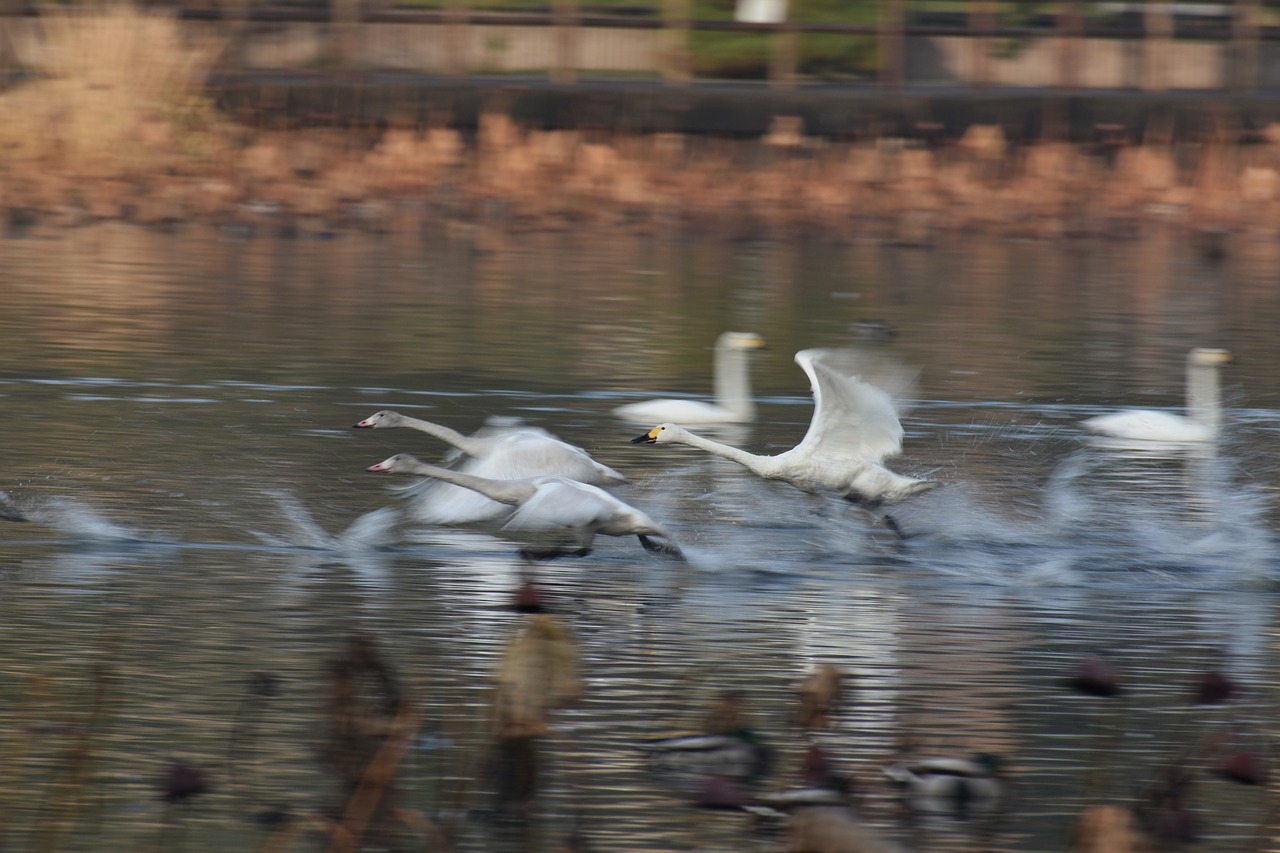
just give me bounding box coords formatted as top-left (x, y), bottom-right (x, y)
top-left (366, 453), bottom-right (683, 560)
top-left (612, 332), bottom-right (767, 424)
top-left (631, 348), bottom-right (937, 506)
top-left (354, 409), bottom-right (627, 524)
top-left (1081, 348), bottom-right (1234, 443)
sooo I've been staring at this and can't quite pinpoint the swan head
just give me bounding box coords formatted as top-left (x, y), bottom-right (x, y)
top-left (353, 409), bottom-right (403, 429)
top-left (1189, 348), bottom-right (1234, 367)
top-left (367, 453), bottom-right (423, 473)
top-left (716, 332), bottom-right (767, 352)
top-left (630, 424), bottom-right (684, 445)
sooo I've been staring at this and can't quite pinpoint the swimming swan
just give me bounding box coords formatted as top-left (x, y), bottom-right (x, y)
top-left (354, 409), bottom-right (627, 523)
top-left (631, 348), bottom-right (938, 506)
top-left (613, 332), bottom-right (767, 424)
top-left (1081, 348), bottom-right (1234, 443)
top-left (367, 453), bottom-right (684, 560)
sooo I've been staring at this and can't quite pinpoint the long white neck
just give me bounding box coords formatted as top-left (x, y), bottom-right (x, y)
top-left (712, 346), bottom-right (756, 421)
top-left (391, 415), bottom-right (487, 456)
top-left (393, 458), bottom-right (532, 505)
top-left (670, 428), bottom-right (770, 476)
top-left (1186, 360), bottom-right (1221, 433)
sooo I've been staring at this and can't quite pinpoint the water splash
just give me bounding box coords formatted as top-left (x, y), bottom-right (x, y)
top-left (26, 496), bottom-right (152, 543)
top-left (251, 489), bottom-right (400, 552)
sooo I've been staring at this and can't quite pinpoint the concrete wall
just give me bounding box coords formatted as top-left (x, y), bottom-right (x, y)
top-left (0, 15), bottom-right (1259, 88)
top-left (908, 35), bottom-right (1225, 89)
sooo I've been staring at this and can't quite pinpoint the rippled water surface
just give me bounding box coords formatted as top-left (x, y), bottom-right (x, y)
top-left (3, 224), bottom-right (1280, 851)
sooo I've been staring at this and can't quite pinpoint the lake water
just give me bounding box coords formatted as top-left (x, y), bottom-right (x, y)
top-left (2, 222), bottom-right (1280, 852)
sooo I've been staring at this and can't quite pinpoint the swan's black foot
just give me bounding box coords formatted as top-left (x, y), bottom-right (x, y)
top-left (638, 535), bottom-right (686, 562)
top-left (843, 492), bottom-right (885, 510)
top-left (519, 545), bottom-right (592, 561)
top-left (0, 505), bottom-right (26, 522)
top-left (882, 514), bottom-right (910, 541)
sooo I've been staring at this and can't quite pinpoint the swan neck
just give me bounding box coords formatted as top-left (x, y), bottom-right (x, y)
top-left (1186, 362), bottom-right (1221, 431)
top-left (396, 416), bottom-right (484, 455)
top-left (676, 429), bottom-right (765, 471)
top-left (399, 460), bottom-right (526, 505)
top-left (712, 346), bottom-right (755, 420)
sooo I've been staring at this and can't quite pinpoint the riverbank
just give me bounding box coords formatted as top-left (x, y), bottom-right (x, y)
top-left (5, 4), bottom-right (1280, 244)
top-left (5, 106), bottom-right (1280, 247)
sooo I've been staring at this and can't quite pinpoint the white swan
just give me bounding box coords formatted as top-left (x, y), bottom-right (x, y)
top-left (613, 332), bottom-right (767, 424)
top-left (1081, 348), bottom-right (1234, 443)
top-left (631, 348), bottom-right (938, 506)
top-left (367, 453), bottom-right (684, 560)
top-left (354, 410), bottom-right (627, 524)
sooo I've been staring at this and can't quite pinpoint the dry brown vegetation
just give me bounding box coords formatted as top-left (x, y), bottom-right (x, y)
top-left (4, 3), bottom-right (1280, 242)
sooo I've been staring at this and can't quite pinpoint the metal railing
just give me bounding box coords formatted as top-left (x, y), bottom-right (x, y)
top-left (2, 0), bottom-right (1278, 90)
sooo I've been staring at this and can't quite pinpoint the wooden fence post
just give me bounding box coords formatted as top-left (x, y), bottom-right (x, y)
top-left (1232, 0), bottom-right (1259, 91)
top-left (878, 0), bottom-right (904, 86)
top-left (1056, 0), bottom-right (1082, 89)
top-left (970, 0), bottom-right (995, 86)
top-left (552, 0), bottom-right (579, 83)
top-left (329, 0), bottom-right (360, 69)
top-left (662, 0), bottom-right (691, 83)
top-left (444, 0), bottom-right (468, 76)
top-left (1142, 1), bottom-right (1171, 91)
top-left (770, 24), bottom-right (798, 88)
top-left (222, 0), bottom-right (250, 70)
top-left (0, 0), bottom-right (21, 75)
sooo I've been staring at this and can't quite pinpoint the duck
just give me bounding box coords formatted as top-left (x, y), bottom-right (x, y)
top-left (366, 453), bottom-right (683, 560)
top-left (631, 348), bottom-right (937, 507)
top-left (612, 332), bottom-right (767, 424)
top-left (354, 410), bottom-right (627, 524)
top-left (882, 753), bottom-right (1007, 820)
top-left (746, 744), bottom-right (854, 818)
top-left (1081, 348), bottom-right (1234, 443)
top-left (640, 731), bottom-right (772, 784)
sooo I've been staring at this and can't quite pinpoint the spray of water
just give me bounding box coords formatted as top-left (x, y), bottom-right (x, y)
top-left (26, 496), bottom-right (151, 543)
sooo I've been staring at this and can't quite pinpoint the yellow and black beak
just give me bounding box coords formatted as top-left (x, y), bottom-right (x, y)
top-left (631, 427), bottom-right (662, 445)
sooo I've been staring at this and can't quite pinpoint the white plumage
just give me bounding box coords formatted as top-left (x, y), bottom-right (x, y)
top-left (613, 332), bottom-right (767, 424)
top-left (632, 348), bottom-right (936, 506)
top-left (367, 453), bottom-right (683, 560)
top-left (354, 409), bottom-right (626, 524)
top-left (1081, 347), bottom-right (1234, 443)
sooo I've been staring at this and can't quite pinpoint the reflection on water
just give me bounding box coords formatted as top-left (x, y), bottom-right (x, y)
top-left (1, 225), bottom-right (1280, 850)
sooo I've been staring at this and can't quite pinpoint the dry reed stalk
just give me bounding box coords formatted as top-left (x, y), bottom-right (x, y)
top-left (323, 693), bottom-right (423, 853)
top-left (0, 1), bottom-right (227, 178)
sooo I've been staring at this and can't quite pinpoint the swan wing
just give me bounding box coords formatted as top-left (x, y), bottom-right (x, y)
top-left (409, 481), bottom-right (513, 524)
top-left (793, 348), bottom-right (908, 463)
top-left (502, 479), bottom-right (613, 531)
top-left (460, 432), bottom-right (620, 483)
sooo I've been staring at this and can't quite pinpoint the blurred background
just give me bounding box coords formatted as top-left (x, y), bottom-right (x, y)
top-left (4, 3), bottom-right (1280, 852)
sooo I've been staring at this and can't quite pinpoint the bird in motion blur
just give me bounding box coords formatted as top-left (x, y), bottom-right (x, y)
top-left (367, 453), bottom-right (683, 560)
top-left (633, 347), bottom-right (937, 507)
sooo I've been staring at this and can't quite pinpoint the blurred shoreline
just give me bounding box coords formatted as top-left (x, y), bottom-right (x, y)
top-left (5, 69), bottom-right (1280, 244)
